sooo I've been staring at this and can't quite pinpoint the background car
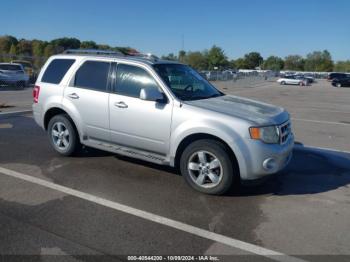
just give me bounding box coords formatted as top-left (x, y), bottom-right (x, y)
top-left (277, 75), bottom-right (306, 86)
top-left (327, 72), bottom-right (348, 81)
top-left (0, 63), bottom-right (29, 88)
top-left (11, 60), bottom-right (37, 83)
top-left (332, 76), bottom-right (350, 87)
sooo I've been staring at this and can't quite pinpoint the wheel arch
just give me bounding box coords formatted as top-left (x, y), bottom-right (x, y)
top-left (174, 133), bottom-right (240, 177)
top-left (44, 107), bottom-right (80, 140)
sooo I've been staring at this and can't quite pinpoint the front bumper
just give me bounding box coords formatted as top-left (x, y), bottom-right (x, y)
top-left (237, 133), bottom-right (294, 181)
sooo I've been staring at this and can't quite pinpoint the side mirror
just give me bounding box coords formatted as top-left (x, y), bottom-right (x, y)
top-left (140, 88), bottom-right (167, 103)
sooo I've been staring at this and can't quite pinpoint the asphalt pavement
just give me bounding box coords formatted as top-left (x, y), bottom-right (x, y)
top-left (1, 79), bottom-right (350, 262)
top-left (0, 113), bottom-right (350, 262)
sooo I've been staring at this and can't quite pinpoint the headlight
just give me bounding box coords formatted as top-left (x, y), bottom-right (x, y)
top-left (249, 126), bottom-right (280, 144)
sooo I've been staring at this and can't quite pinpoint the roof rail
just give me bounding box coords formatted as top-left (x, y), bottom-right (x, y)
top-left (63, 49), bottom-right (124, 56)
top-left (129, 53), bottom-right (159, 62)
top-left (62, 49), bottom-right (160, 62)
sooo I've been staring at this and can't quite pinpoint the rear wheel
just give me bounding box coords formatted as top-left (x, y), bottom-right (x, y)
top-left (47, 114), bottom-right (80, 156)
top-left (16, 81), bottom-right (25, 88)
top-left (180, 139), bottom-right (238, 195)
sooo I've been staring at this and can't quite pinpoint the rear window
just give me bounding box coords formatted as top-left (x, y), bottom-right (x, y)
top-left (0, 64), bottom-right (23, 71)
top-left (41, 59), bottom-right (75, 84)
top-left (330, 73), bottom-right (346, 78)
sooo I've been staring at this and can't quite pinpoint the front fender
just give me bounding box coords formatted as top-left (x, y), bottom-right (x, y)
top-left (170, 119), bottom-right (251, 178)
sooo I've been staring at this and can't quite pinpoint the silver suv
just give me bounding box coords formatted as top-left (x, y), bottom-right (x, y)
top-left (33, 49), bottom-right (294, 195)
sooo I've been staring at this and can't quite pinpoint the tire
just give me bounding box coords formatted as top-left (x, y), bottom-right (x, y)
top-left (280, 81), bottom-right (285, 85)
top-left (336, 83), bottom-right (342, 88)
top-left (180, 139), bottom-right (238, 195)
top-left (16, 81), bottom-right (25, 89)
top-left (47, 114), bottom-right (80, 156)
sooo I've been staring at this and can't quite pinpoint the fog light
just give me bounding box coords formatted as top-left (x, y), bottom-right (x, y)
top-left (263, 158), bottom-right (277, 171)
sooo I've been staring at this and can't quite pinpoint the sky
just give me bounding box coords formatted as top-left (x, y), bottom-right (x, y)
top-left (2, 0), bottom-right (350, 61)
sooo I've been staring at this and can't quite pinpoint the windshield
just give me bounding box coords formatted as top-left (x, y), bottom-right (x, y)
top-left (153, 64), bottom-right (223, 101)
top-left (0, 64), bottom-right (23, 71)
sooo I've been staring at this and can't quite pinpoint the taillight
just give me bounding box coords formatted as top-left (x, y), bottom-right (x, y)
top-left (33, 85), bottom-right (40, 103)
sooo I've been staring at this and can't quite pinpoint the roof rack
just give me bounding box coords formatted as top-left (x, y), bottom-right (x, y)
top-left (131, 53), bottom-right (159, 62)
top-left (63, 49), bottom-right (124, 56)
top-left (62, 49), bottom-right (160, 62)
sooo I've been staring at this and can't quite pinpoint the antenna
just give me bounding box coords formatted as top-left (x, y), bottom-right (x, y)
top-left (181, 34), bottom-right (185, 51)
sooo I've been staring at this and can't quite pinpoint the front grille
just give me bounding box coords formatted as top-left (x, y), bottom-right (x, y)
top-left (279, 120), bottom-right (291, 144)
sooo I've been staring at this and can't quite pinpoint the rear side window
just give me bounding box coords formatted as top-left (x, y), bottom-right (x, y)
top-left (41, 59), bottom-right (75, 84)
top-left (115, 64), bottom-right (159, 98)
top-left (74, 61), bottom-right (110, 92)
top-left (0, 64), bottom-right (23, 71)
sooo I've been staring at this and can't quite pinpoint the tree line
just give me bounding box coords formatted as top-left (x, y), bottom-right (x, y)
top-left (0, 35), bottom-right (135, 69)
top-left (0, 35), bottom-right (349, 72)
top-left (163, 46), bottom-right (350, 73)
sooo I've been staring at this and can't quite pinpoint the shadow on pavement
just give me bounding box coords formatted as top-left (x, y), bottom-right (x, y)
top-left (234, 146), bottom-right (350, 196)
top-left (79, 144), bottom-right (350, 197)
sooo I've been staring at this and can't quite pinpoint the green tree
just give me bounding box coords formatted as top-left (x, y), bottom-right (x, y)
top-left (334, 60), bottom-right (350, 72)
top-left (185, 51), bottom-right (208, 70)
top-left (304, 50), bottom-right (333, 72)
top-left (161, 53), bottom-right (178, 61)
top-left (207, 45), bottom-right (228, 70)
top-left (97, 44), bottom-right (112, 50)
top-left (31, 40), bottom-right (45, 68)
top-left (9, 44), bottom-right (17, 56)
top-left (228, 60), bottom-right (236, 69)
top-left (80, 41), bottom-right (98, 49)
top-left (178, 50), bottom-right (186, 63)
top-left (44, 44), bottom-right (55, 57)
top-left (31, 40), bottom-right (44, 56)
top-left (243, 52), bottom-right (263, 69)
top-left (284, 55), bottom-right (305, 71)
top-left (0, 35), bottom-right (18, 54)
top-left (16, 40), bottom-right (32, 56)
top-left (51, 37), bottom-right (81, 50)
top-left (234, 58), bottom-right (248, 69)
top-left (263, 56), bottom-right (284, 71)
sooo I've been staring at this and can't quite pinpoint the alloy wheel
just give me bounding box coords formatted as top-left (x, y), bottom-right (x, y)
top-left (187, 151), bottom-right (223, 188)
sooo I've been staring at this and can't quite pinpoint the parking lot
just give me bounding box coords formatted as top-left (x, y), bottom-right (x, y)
top-left (1, 79), bottom-right (350, 261)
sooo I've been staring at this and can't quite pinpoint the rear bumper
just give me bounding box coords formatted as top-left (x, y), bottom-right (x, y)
top-left (32, 103), bottom-right (44, 129)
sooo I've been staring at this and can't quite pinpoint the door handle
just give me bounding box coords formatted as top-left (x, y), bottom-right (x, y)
top-left (114, 101), bottom-right (128, 108)
top-left (68, 93), bottom-right (79, 99)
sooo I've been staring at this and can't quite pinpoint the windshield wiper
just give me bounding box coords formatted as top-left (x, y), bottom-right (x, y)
top-left (207, 93), bottom-right (223, 98)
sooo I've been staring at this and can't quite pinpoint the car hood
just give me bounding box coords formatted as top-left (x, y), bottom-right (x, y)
top-left (184, 95), bottom-right (289, 125)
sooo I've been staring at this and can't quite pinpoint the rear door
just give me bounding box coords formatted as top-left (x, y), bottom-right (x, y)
top-left (63, 60), bottom-right (111, 141)
top-left (108, 63), bottom-right (172, 155)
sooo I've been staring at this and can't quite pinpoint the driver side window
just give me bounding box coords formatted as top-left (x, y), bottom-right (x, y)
top-left (115, 64), bottom-right (160, 98)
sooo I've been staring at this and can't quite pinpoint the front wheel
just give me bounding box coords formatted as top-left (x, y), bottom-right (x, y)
top-left (336, 83), bottom-right (342, 88)
top-left (180, 139), bottom-right (238, 195)
top-left (280, 81), bottom-right (285, 85)
top-left (47, 114), bottom-right (80, 156)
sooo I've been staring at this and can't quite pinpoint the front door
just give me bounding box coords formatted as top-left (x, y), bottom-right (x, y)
top-left (109, 63), bottom-right (172, 155)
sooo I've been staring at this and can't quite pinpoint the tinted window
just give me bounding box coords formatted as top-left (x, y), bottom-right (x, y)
top-left (42, 59), bottom-right (75, 84)
top-left (0, 64), bottom-right (23, 71)
top-left (74, 61), bottom-right (110, 91)
top-left (115, 64), bottom-right (159, 98)
top-left (153, 64), bottom-right (222, 101)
